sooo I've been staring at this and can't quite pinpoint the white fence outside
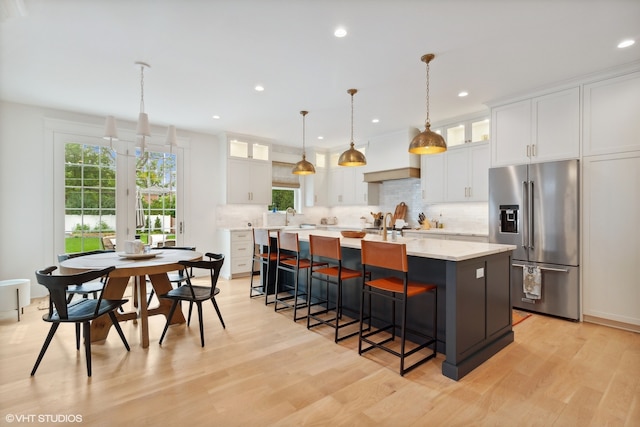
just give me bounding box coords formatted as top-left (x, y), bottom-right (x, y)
top-left (65, 215), bottom-right (173, 234)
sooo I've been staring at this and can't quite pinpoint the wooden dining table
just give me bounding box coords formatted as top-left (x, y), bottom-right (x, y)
top-left (60, 249), bottom-right (203, 348)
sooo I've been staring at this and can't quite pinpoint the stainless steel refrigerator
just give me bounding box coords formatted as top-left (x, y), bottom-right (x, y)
top-left (489, 159), bottom-right (579, 320)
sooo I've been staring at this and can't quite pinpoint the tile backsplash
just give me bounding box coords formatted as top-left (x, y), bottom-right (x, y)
top-left (216, 178), bottom-right (488, 234)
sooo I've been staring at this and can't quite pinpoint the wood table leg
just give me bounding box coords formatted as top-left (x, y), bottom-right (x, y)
top-left (148, 273), bottom-right (186, 325)
top-left (90, 276), bottom-right (130, 342)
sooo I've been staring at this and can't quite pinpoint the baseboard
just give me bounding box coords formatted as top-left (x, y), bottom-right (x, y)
top-left (583, 315), bottom-right (640, 333)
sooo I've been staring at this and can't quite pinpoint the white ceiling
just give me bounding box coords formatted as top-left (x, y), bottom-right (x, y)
top-left (1, 0), bottom-right (639, 150)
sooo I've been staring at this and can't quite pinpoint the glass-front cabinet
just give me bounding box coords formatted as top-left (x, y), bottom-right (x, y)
top-left (228, 138), bottom-right (270, 161)
top-left (435, 114), bottom-right (490, 148)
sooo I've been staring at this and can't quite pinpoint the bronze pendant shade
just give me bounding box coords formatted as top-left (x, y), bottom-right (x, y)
top-left (408, 53), bottom-right (447, 155)
top-left (338, 89), bottom-right (367, 166)
top-left (292, 110), bottom-right (316, 175)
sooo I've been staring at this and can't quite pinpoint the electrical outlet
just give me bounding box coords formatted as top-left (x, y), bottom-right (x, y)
top-left (476, 268), bottom-right (484, 279)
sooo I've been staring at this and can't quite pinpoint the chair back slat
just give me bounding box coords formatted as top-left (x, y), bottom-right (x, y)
top-left (310, 235), bottom-right (342, 261)
top-left (35, 266), bottom-right (115, 319)
top-left (278, 232), bottom-right (299, 253)
top-left (179, 253), bottom-right (225, 298)
top-left (361, 240), bottom-right (409, 273)
top-left (253, 228), bottom-right (271, 247)
top-left (57, 250), bottom-right (114, 263)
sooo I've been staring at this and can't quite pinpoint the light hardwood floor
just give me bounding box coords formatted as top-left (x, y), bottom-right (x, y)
top-left (1, 275), bottom-right (638, 426)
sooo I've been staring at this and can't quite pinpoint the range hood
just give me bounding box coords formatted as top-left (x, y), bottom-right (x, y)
top-left (363, 167), bottom-right (420, 183)
top-left (363, 127), bottom-right (422, 183)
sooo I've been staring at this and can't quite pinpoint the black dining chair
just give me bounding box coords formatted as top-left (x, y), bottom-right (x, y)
top-left (158, 253), bottom-right (225, 347)
top-left (146, 246), bottom-right (197, 305)
top-left (32, 266), bottom-right (130, 377)
top-left (57, 250), bottom-right (115, 303)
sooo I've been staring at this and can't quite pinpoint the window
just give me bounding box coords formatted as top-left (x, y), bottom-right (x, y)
top-left (136, 150), bottom-right (177, 247)
top-left (55, 121), bottom-right (183, 254)
top-left (64, 142), bottom-right (116, 252)
top-left (271, 188), bottom-right (297, 211)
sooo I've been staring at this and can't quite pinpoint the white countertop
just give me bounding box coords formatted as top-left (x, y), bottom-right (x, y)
top-left (272, 229), bottom-right (514, 262)
top-left (402, 228), bottom-right (489, 237)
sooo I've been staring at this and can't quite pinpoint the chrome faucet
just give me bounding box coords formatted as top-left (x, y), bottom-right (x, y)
top-left (382, 212), bottom-right (393, 241)
top-left (285, 207), bottom-right (296, 226)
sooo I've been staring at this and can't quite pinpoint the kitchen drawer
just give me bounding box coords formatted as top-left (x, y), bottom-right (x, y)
top-left (231, 240), bottom-right (253, 256)
top-left (231, 230), bottom-right (252, 242)
top-left (231, 256), bottom-right (253, 275)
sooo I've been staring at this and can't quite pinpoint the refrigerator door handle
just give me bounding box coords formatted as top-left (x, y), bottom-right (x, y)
top-left (529, 180), bottom-right (534, 250)
top-left (513, 263), bottom-right (569, 273)
top-left (522, 181), bottom-right (528, 250)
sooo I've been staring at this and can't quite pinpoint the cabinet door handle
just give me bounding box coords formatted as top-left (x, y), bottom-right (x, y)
top-left (468, 187), bottom-right (471, 198)
top-left (526, 145), bottom-right (531, 157)
top-left (532, 144), bottom-right (537, 157)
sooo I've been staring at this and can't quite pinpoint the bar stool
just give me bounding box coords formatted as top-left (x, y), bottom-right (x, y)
top-left (250, 228), bottom-right (288, 304)
top-left (307, 235), bottom-right (370, 342)
top-left (359, 240), bottom-right (437, 376)
top-left (274, 231), bottom-right (327, 322)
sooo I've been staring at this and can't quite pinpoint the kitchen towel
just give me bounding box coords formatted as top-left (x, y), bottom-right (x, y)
top-left (523, 266), bottom-right (542, 300)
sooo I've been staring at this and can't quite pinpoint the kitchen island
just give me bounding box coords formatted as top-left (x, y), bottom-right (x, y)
top-left (268, 229), bottom-right (516, 380)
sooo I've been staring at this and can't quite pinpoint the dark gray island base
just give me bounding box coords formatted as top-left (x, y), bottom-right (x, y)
top-left (266, 230), bottom-right (515, 381)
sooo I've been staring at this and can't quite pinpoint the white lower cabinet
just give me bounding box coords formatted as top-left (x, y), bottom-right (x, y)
top-left (582, 151), bottom-right (640, 328)
top-left (218, 229), bottom-right (254, 280)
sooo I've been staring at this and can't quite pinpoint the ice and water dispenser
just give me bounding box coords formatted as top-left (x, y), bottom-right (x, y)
top-left (499, 205), bottom-right (518, 233)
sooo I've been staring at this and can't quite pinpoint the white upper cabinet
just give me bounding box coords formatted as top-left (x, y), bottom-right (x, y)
top-left (491, 87), bottom-right (579, 166)
top-left (583, 71), bottom-right (640, 157)
top-left (327, 148), bottom-right (378, 206)
top-left (421, 153), bottom-right (445, 203)
top-left (219, 133), bottom-right (273, 205)
top-left (420, 142), bottom-right (489, 203)
top-left (305, 151), bottom-right (328, 207)
top-left (445, 142), bottom-right (490, 202)
top-left (227, 158), bottom-right (272, 205)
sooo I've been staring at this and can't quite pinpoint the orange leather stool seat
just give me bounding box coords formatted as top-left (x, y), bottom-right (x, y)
top-left (359, 240), bottom-right (437, 376)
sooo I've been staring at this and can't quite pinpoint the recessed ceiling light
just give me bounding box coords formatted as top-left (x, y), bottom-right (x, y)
top-left (254, 85), bottom-right (265, 92)
top-left (334, 27), bottom-right (347, 38)
top-left (458, 91), bottom-right (469, 97)
top-left (372, 118), bottom-right (379, 123)
top-left (317, 136), bottom-right (324, 140)
top-left (618, 39), bottom-right (635, 48)
top-left (212, 115), bottom-right (220, 119)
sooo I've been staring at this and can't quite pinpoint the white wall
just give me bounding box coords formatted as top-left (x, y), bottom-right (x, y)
top-left (0, 101), bottom-right (222, 297)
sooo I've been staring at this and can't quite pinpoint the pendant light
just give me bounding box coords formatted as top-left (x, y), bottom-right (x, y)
top-left (338, 88), bottom-right (366, 166)
top-left (165, 125), bottom-right (177, 153)
top-left (408, 53), bottom-right (447, 154)
top-left (135, 61), bottom-right (151, 154)
top-left (292, 110), bottom-right (316, 175)
top-left (103, 115), bottom-right (118, 150)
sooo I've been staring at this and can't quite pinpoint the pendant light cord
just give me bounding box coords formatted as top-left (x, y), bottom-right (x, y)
top-left (350, 91), bottom-right (355, 147)
top-left (302, 112), bottom-right (306, 154)
top-left (139, 65), bottom-right (146, 114)
top-left (425, 59), bottom-right (430, 127)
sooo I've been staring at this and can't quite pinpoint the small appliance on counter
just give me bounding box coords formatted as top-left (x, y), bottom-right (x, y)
top-left (320, 217), bottom-right (338, 225)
